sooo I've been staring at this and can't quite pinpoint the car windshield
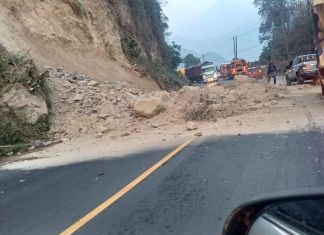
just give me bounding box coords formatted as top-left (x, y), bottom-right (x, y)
top-left (298, 55), bottom-right (316, 63)
top-left (202, 67), bottom-right (215, 73)
top-left (1, 1), bottom-right (324, 235)
top-left (302, 55), bottom-right (316, 62)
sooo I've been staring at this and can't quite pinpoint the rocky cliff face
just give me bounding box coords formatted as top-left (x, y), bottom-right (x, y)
top-left (0, 0), bottom-right (166, 89)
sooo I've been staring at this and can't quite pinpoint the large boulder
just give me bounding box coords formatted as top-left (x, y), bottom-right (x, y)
top-left (178, 86), bottom-right (202, 103)
top-left (134, 97), bottom-right (165, 118)
top-left (1, 86), bottom-right (48, 124)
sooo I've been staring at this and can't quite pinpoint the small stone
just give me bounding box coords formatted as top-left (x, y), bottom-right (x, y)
top-left (121, 133), bottom-right (130, 137)
top-left (95, 133), bottom-right (104, 138)
top-left (96, 125), bottom-right (109, 134)
top-left (195, 132), bottom-right (203, 137)
top-left (187, 121), bottom-right (199, 131)
top-left (270, 100), bottom-right (278, 105)
top-left (151, 123), bottom-right (160, 128)
top-left (28, 146), bottom-right (36, 151)
top-left (254, 99), bottom-right (261, 104)
top-left (73, 94), bottom-right (84, 102)
top-left (88, 80), bottom-right (99, 87)
top-left (78, 81), bottom-right (88, 87)
top-left (61, 138), bottom-right (70, 142)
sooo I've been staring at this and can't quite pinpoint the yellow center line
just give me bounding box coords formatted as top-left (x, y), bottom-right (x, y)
top-left (60, 138), bottom-right (195, 235)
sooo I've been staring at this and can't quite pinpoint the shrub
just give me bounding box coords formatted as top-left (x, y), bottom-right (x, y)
top-left (121, 36), bottom-right (142, 59)
top-left (136, 57), bottom-right (188, 90)
top-left (0, 45), bottom-right (50, 157)
top-left (66, 0), bottom-right (87, 18)
top-left (183, 101), bottom-right (217, 121)
top-left (0, 47), bottom-right (47, 94)
top-left (0, 109), bottom-right (49, 157)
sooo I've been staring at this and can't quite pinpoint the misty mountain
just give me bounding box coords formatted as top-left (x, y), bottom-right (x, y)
top-left (181, 48), bottom-right (226, 67)
top-left (170, 0), bottom-right (261, 62)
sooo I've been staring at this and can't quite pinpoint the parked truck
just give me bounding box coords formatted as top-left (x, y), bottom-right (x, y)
top-left (185, 61), bottom-right (218, 84)
top-left (313, 0), bottom-right (324, 94)
top-left (230, 59), bottom-right (249, 77)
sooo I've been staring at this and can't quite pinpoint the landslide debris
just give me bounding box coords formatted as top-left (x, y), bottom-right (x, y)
top-left (46, 69), bottom-right (288, 140)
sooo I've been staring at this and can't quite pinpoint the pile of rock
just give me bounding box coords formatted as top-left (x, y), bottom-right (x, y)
top-left (177, 82), bottom-right (286, 121)
top-left (46, 70), bottom-right (287, 140)
top-left (46, 68), bottom-right (169, 139)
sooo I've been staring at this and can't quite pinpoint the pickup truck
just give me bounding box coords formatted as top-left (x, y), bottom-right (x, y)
top-left (285, 54), bottom-right (318, 86)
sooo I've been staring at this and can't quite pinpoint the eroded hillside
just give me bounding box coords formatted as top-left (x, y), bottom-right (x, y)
top-left (0, 0), bottom-right (173, 90)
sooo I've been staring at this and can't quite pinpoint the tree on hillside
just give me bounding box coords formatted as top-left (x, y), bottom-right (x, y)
top-left (255, 0), bottom-right (314, 64)
top-left (183, 54), bottom-right (201, 68)
top-left (164, 42), bottom-right (182, 70)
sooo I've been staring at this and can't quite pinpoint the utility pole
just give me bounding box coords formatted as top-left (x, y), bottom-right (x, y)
top-left (233, 36), bottom-right (238, 59)
top-left (236, 36), bottom-right (238, 59)
top-left (233, 36), bottom-right (236, 59)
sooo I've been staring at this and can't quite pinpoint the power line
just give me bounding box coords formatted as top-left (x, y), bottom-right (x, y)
top-left (238, 44), bottom-right (262, 53)
top-left (211, 43), bottom-right (263, 63)
top-left (204, 27), bottom-right (259, 51)
top-left (237, 28), bottom-right (259, 38)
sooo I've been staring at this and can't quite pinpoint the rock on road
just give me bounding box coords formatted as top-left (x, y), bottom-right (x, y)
top-left (1, 130), bottom-right (324, 235)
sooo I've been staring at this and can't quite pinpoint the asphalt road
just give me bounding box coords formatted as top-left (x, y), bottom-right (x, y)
top-left (1, 130), bottom-right (324, 235)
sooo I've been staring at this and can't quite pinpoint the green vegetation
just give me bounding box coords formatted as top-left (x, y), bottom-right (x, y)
top-left (121, 36), bottom-right (142, 60)
top-left (67, 0), bottom-right (87, 18)
top-left (0, 45), bottom-right (49, 157)
top-left (117, 0), bottom-right (184, 90)
top-left (163, 42), bottom-right (182, 70)
top-left (136, 57), bottom-right (188, 90)
top-left (0, 46), bottom-right (47, 94)
top-left (0, 110), bottom-right (49, 146)
top-left (254, 0), bottom-right (314, 65)
top-left (183, 54), bottom-right (201, 68)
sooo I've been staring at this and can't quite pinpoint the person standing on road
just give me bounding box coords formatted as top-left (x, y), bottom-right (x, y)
top-left (267, 62), bottom-right (278, 84)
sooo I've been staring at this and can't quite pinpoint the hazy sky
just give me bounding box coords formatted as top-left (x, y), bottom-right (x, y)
top-left (164, 0), bottom-right (257, 34)
top-left (163, 0), bottom-right (262, 61)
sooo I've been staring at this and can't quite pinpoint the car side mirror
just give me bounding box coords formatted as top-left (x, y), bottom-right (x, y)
top-left (222, 195), bottom-right (324, 235)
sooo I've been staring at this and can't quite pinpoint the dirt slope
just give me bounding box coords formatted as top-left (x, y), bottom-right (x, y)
top-left (0, 0), bottom-right (160, 90)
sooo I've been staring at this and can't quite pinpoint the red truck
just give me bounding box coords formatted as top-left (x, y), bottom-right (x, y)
top-left (231, 59), bottom-right (249, 77)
